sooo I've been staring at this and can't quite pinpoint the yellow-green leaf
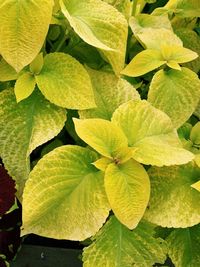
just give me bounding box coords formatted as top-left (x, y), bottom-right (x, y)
top-left (22, 146), bottom-right (110, 240)
top-left (148, 68), bottom-right (200, 128)
top-left (74, 118), bottom-right (128, 160)
top-left (60, 0), bottom-right (128, 74)
top-left (0, 57), bottom-right (18, 82)
top-left (190, 122), bottom-right (200, 145)
top-left (191, 180), bottom-right (200, 192)
top-left (105, 159), bottom-right (150, 229)
top-left (30, 53), bottom-right (44, 75)
top-left (14, 72), bottom-right (36, 103)
top-left (0, 0), bottom-right (54, 72)
top-left (121, 49), bottom-right (166, 77)
top-left (35, 53), bottom-right (95, 109)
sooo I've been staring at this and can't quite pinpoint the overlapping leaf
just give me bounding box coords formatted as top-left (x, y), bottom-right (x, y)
top-left (60, 0), bottom-right (128, 74)
top-left (112, 100), bottom-right (194, 166)
top-left (0, 88), bottom-right (66, 195)
top-left (22, 146), bottom-right (110, 240)
top-left (148, 68), bottom-right (200, 128)
top-left (83, 216), bottom-right (167, 267)
top-left (144, 163), bottom-right (200, 227)
top-left (0, 0), bottom-right (54, 72)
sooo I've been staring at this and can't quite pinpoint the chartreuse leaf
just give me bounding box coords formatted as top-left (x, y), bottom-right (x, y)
top-left (30, 53), bottom-right (44, 75)
top-left (35, 53), bottom-right (95, 109)
top-left (103, 0), bottom-right (132, 19)
top-left (14, 73), bottom-right (36, 103)
top-left (60, 0), bottom-right (128, 74)
top-left (73, 118), bottom-right (128, 160)
top-left (22, 146), bottom-right (110, 241)
top-left (112, 100), bottom-right (194, 166)
top-left (195, 154), bottom-right (200, 168)
top-left (0, 0), bottom-right (53, 72)
top-left (144, 163), bottom-right (200, 227)
top-left (191, 180), bottom-right (200, 192)
top-left (167, 225), bottom-right (200, 267)
top-left (121, 49), bottom-right (166, 77)
top-left (0, 88), bottom-right (66, 196)
top-left (175, 29), bottom-right (200, 73)
top-left (165, 0), bottom-right (200, 18)
top-left (190, 122), bottom-right (200, 145)
top-left (83, 216), bottom-right (167, 267)
top-left (79, 68), bottom-right (140, 120)
top-left (105, 159), bottom-right (150, 229)
top-left (0, 58), bottom-right (18, 82)
top-left (148, 68), bottom-right (200, 128)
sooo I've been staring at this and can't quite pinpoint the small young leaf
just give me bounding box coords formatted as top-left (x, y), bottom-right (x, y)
top-left (112, 100), bottom-right (194, 166)
top-left (144, 163), bottom-right (200, 227)
top-left (14, 73), bottom-right (36, 103)
top-left (105, 159), bottom-right (150, 229)
top-left (190, 122), bottom-right (200, 145)
top-left (74, 118), bottom-right (128, 160)
top-left (35, 53), bottom-right (96, 109)
top-left (148, 68), bottom-right (200, 128)
top-left (0, 0), bottom-right (54, 72)
top-left (191, 180), bottom-right (200, 192)
top-left (167, 225), bottom-right (200, 267)
top-left (60, 0), bottom-right (128, 74)
top-left (83, 216), bottom-right (167, 267)
top-left (79, 68), bottom-right (140, 120)
top-left (165, 0), bottom-right (200, 18)
top-left (0, 89), bottom-right (66, 196)
top-left (30, 53), bottom-right (44, 75)
top-left (121, 49), bottom-right (166, 77)
top-left (0, 58), bottom-right (18, 82)
top-left (166, 60), bottom-right (181, 70)
top-left (22, 146), bottom-right (110, 240)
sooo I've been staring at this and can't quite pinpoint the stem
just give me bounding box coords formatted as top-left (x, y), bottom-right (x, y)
top-left (132, 0), bottom-right (146, 16)
top-left (55, 35), bottom-right (68, 52)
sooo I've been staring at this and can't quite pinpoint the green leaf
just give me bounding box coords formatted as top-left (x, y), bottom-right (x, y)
top-left (22, 145), bottom-right (110, 240)
top-left (14, 72), bottom-right (36, 103)
top-left (35, 53), bottom-right (95, 109)
top-left (112, 100), bottom-right (194, 166)
top-left (60, 0), bottom-right (128, 74)
top-left (0, 0), bottom-right (54, 72)
top-left (161, 45), bottom-right (198, 64)
top-left (105, 159), bottom-right (150, 229)
top-left (190, 122), bottom-right (200, 145)
top-left (167, 225), bottom-right (200, 267)
top-left (144, 163), bottom-right (200, 227)
top-left (121, 49), bottom-right (166, 77)
top-left (30, 53), bottom-right (44, 75)
top-left (79, 68), bottom-right (140, 120)
top-left (0, 58), bottom-right (18, 82)
top-left (103, 0), bottom-right (132, 19)
top-left (0, 88), bottom-right (66, 196)
top-left (83, 216), bottom-right (167, 267)
top-left (73, 118), bottom-right (128, 160)
top-left (148, 68), bottom-right (200, 128)
top-left (165, 0), bottom-right (200, 18)
top-left (175, 28), bottom-right (200, 73)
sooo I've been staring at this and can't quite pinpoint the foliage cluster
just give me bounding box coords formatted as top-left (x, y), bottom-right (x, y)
top-left (0, 0), bottom-right (200, 266)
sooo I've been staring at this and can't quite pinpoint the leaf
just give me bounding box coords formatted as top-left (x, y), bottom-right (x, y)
top-left (0, 58), bottom-right (18, 82)
top-left (14, 72), bottom-right (36, 103)
top-left (161, 45), bottom-right (198, 64)
top-left (190, 122), bottom-right (200, 145)
top-left (104, 159), bottom-right (150, 229)
top-left (79, 68), bottom-right (140, 120)
top-left (191, 180), bottom-right (200, 192)
top-left (148, 68), bottom-right (200, 128)
top-left (0, 0), bottom-right (54, 72)
top-left (0, 166), bottom-right (16, 216)
top-left (121, 49), bottom-right (166, 77)
top-left (22, 145), bottom-right (110, 241)
top-left (60, 0), bottom-right (128, 74)
top-left (112, 100), bottom-right (194, 166)
top-left (35, 52), bottom-right (95, 109)
top-left (167, 225), bottom-right (200, 267)
top-left (103, 0), bottom-right (132, 19)
top-left (0, 88), bottom-right (66, 196)
top-left (144, 163), bottom-right (200, 227)
top-left (74, 118), bottom-right (128, 160)
top-left (175, 28), bottom-right (200, 73)
top-left (30, 53), bottom-right (44, 75)
top-left (83, 216), bottom-right (167, 267)
top-left (165, 0), bottom-right (200, 18)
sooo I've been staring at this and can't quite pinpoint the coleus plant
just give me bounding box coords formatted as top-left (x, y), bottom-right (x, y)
top-left (0, 0), bottom-right (200, 266)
